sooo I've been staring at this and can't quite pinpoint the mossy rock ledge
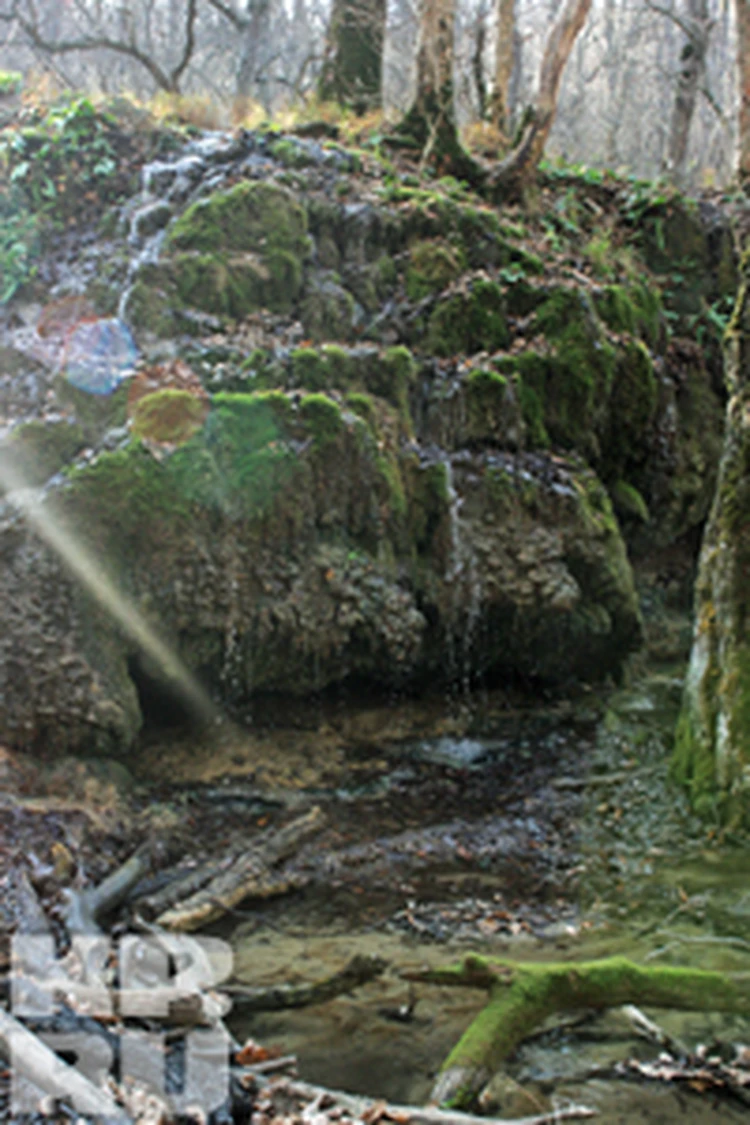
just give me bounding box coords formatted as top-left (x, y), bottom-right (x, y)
top-left (0, 388), bottom-right (641, 756)
top-left (0, 137), bottom-right (733, 757)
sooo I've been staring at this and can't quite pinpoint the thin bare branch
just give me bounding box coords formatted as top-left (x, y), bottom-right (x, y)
top-left (205, 0), bottom-right (250, 30)
top-left (10, 0), bottom-right (197, 93)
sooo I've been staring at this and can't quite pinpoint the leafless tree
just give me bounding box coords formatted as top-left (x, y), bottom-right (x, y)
top-left (3, 0), bottom-right (199, 93)
top-left (738, 0), bottom-right (750, 181)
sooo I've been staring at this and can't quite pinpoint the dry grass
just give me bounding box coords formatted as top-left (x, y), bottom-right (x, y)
top-left (461, 120), bottom-right (509, 159)
top-left (230, 96), bottom-right (270, 129)
top-left (148, 91), bottom-right (227, 129)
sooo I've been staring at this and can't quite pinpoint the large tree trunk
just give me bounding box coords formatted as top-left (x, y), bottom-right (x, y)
top-left (395, 0), bottom-right (482, 179)
top-left (739, 0), bottom-right (750, 182)
top-left (673, 245), bottom-right (750, 827)
top-left (317, 0), bottom-right (386, 111)
top-left (488, 0), bottom-right (591, 196)
top-left (489, 0), bottom-right (514, 135)
top-left (665, 0), bottom-right (711, 185)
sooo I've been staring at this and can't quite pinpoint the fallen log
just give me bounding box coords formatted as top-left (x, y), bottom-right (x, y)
top-left (261, 1076), bottom-right (596, 1125)
top-left (226, 954), bottom-right (387, 1011)
top-left (156, 807), bottom-right (323, 931)
top-left (135, 857), bottom-right (229, 921)
top-left (402, 954), bottom-right (750, 1109)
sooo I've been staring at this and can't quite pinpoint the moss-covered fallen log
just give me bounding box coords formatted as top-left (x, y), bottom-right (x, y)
top-left (403, 954), bottom-right (750, 1109)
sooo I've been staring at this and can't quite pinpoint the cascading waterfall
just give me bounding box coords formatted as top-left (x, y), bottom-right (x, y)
top-left (442, 456), bottom-right (483, 692)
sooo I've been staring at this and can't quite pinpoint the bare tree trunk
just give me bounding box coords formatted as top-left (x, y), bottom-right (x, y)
top-left (317, 0), bottom-right (386, 111)
top-left (739, 0), bottom-right (750, 182)
top-left (490, 0), bottom-right (514, 134)
top-left (235, 0), bottom-right (272, 101)
top-left (470, 0), bottom-right (488, 119)
top-left (488, 0), bottom-right (592, 195)
top-left (665, 0), bottom-right (712, 185)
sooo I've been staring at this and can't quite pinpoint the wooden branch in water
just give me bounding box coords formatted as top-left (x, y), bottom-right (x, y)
top-left (157, 807), bottom-right (324, 931)
top-left (227, 954), bottom-right (387, 1011)
top-left (409, 954), bottom-right (750, 1109)
top-left (622, 1004), bottom-right (689, 1059)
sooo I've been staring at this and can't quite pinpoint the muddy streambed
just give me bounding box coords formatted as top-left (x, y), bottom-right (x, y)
top-left (3, 666), bottom-right (750, 1123)
top-left (128, 667), bottom-right (750, 1124)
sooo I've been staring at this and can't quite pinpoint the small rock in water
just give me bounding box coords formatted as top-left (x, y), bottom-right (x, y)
top-left (416, 737), bottom-right (487, 768)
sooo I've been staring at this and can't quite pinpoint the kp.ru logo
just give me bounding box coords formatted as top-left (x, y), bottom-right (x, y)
top-left (10, 933), bottom-right (234, 1118)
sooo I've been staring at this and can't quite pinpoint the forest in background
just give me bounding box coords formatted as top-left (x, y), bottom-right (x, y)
top-left (0, 0), bottom-right (745, 191)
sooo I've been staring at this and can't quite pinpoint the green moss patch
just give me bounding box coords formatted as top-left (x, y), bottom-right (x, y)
top-left (610, 479), bottom-right (650, 524)
top-left (602, 340), bottom-right (658, 480)
top-left (64, 391), bottom-right (300, 538)
top-left (427, 278), bottom-right (510, 357)
top-left (406, 239), bottom-right (466, 300)
top-left (2, 418), bottom-right (85, 487)
top-left (130, 388), bottom-right (208, 445)
top-left (299, 392), bottom-right (344, 445)
top-left (465, 368), bottom-right (510, 443)
top-left (127, 181), bottom-right (311, 327)
top-left (594, 281), bottom-right (663, 348)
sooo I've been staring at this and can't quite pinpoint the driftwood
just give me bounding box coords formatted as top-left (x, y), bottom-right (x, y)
top-left (156, 806), bottom-right (324, 931)
top-left (0, 1005), bottom-right (128, 1120)
top-left (402, 954), bottom-right (750, 1109)
top-left (618, 1051), bottom-right (750, 1107)
top-left (227, 954), bottom-right (387, 1011)
top-left (622, 1004), bottom-right (689, 1059)
top-left (260, 1077), bottom-right (596, 1125)
top-left (63, 845), bottom-right (153, 934)
top-left (135, 857), bottom-right (228, 920)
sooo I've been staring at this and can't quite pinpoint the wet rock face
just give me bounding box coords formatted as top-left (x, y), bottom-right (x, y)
top-left (0, 117), bottom-right (729, 755)
top-left (674, 250), bottom-right (750, 826)
top-left (0, 391), bottom-right (641, 755)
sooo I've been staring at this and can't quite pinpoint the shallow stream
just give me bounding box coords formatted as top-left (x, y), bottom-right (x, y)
top-left (128, 662), bottom-right (750, 1123)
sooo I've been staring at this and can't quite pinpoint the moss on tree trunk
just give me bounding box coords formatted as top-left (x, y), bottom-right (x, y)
top-left (318, 0), bottom-right (385, 111)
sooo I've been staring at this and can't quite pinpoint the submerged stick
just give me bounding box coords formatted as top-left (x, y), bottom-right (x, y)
top-left (226, 953), bottom-right (387, 1011)
top-left (64, 846), bottom-right (153, 934)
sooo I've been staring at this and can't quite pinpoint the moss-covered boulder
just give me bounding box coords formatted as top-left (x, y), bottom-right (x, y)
top-left (128, 181), bottom-right (309, 330)
top-left (674, 248), bottom-right (750, 826)
top-left (419, 363), bottom-right (526, 451)
top-left (426, 277), bottom-right (510, 357)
